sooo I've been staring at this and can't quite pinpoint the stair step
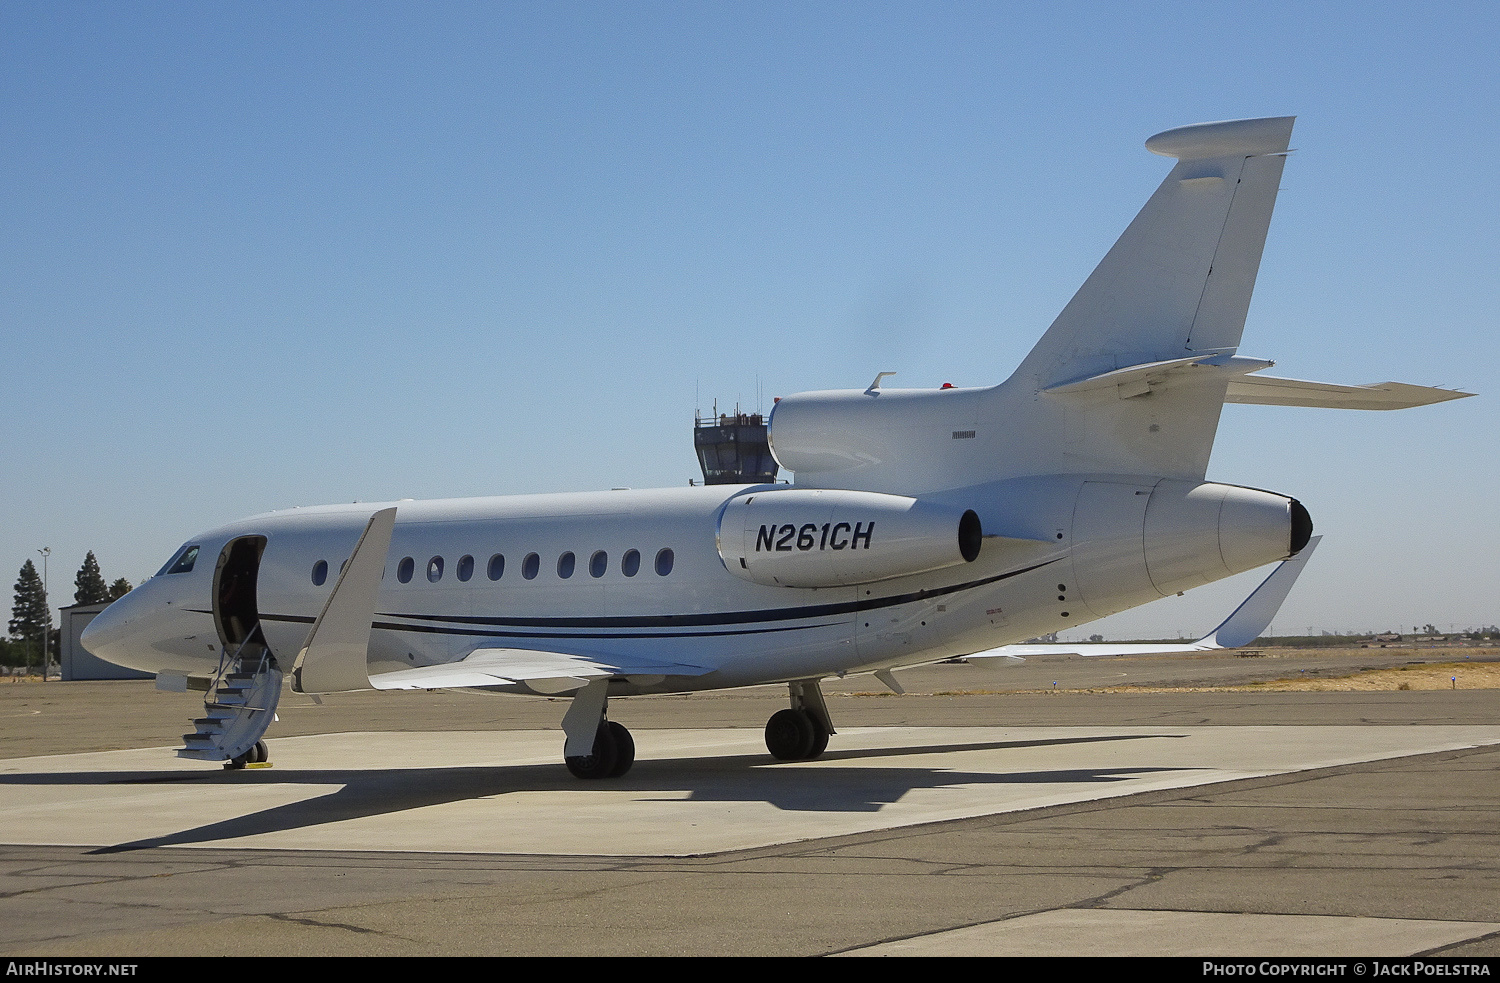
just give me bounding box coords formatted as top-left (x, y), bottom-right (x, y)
top-left (176, 748), bottom-right (226, 761)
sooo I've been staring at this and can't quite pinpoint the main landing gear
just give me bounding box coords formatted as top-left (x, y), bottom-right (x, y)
top-left (765, 679), bottom-right (834, 761)
top-left (565, 720), bottom-right (635, 779)
top-left (560, 678), bottom-right (636, 779)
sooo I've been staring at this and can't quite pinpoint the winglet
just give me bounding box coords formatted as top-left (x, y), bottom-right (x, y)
top-left (1199, 535), bottom-right (1320, 649)
top-left (965, 535), bottom-right (1319, 661)
top-left (291, 507), bottom-right (397, 694)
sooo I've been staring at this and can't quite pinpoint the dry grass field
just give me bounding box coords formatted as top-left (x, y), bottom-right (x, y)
top-left (1092, 646), bottom-right (1500, 694)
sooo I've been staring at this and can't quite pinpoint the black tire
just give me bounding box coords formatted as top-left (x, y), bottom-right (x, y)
top-left (765, 708), bottom-right (815, 760)
top-left (565, 722), bottom-right (619, 779)
top-left (252, 740), bottom-right (268, 764)
top-left (805, 716), bottom-right (830, 759)
top-left (606, 721), bottom-right (635, 778)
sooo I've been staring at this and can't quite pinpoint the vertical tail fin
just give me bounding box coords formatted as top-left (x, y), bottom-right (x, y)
top-left (999, 117), bottom-right (1294, 480)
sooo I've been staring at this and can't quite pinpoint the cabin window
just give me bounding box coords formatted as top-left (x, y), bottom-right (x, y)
top-left (456, 554), bottom-right (474, 582)
top-left (157, 543), bottom-right (199, 576)
top-left (397, 557), bottom-right (415, 583)
top-left (557, 552), bottom-right (575, 579)
top-left (621, 549), bottom-right (640, 577)
top-left (589, 550), bottom-right (607, 578)
top-left (522, 552), bottom-right (540, 580)
top-left (487, 553), bottom-right (505, 581)
top-left (311, 560), bottom-right (328, 586)
top-left (655, 548), bottom-right (674, 576)
top-left (427, 556), bottom-right (444, 583)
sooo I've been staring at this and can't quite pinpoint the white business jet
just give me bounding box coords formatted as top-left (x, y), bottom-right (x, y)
top-left (81, 117), bottom-right (1469, 778)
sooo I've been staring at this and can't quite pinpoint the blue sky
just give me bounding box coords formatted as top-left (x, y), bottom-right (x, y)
top-left (3, 1), bottom-right (1495, 639)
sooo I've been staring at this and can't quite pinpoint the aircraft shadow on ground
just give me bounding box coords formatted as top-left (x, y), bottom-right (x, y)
top-left (0, 733), bottom-right (1193, 853)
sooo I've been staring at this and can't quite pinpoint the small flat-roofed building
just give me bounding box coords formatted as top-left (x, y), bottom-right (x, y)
top-left (59, 602), bottom-right (151, 681)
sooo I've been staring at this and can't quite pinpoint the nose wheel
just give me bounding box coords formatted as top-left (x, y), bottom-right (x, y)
top-left (224, 740), bottom-right (269, 770)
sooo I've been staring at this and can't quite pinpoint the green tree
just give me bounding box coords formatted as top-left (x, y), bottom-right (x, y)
top-left (74, 551), bottom-right (109, 605)
top-left (107, 578), bottom-right (133, 601)
top-left (9, 560), bottom-right (50, 664)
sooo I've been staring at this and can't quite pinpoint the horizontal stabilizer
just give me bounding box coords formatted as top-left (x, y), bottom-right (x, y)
top-left (1043, 354), bottom-right (1275, 400)
top-left (1225, 376), bottom-right (1474, 410)
top-left (967, 536), bottom-right (1319, 659)
top-left (370, 647), bottom-right (713, 694)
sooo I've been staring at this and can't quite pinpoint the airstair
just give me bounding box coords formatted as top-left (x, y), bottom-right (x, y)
top-left (178, 628), bottom-right (282, 768)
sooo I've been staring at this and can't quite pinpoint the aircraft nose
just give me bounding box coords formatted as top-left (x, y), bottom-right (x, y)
top-left (80, 595), bottom-right (135, 666)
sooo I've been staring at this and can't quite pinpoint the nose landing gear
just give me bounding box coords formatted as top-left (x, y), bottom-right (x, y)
top-left (225, 740), bottom-right (270, 770)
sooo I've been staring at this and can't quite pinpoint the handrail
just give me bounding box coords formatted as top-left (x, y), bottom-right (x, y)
top-left (207, 624), bottom-right (269, 706)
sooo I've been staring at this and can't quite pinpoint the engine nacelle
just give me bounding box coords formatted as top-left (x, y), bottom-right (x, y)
top-left (1069, 478), bottom-right (1313, 619)
top-left (718, 488), bottom-right (982, 588)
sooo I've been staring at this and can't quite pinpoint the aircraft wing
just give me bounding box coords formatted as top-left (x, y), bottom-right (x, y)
top-left (369, 647), bottom-right (714, 695)
top-left (968, 536), bottom-right (1320, 661)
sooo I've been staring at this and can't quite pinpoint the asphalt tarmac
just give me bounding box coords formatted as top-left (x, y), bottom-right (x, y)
top-left (2, 653), bottom-right (1498, 957)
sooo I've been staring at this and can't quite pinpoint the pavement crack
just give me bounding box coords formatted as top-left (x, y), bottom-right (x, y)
top-left (265, 912), bottom-right (395, 937)
top-left (1073, 867), bottom-right (1170, 908)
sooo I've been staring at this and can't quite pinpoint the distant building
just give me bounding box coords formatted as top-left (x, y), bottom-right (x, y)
top-left (58, 602), bottom-right (151, 681)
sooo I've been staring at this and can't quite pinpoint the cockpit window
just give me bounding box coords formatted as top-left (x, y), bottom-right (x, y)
top-left (156, 543), bottom-right (200, 576)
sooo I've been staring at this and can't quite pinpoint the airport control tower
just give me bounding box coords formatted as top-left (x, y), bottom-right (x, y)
top-left (694, 404), bottom-right (778, 485)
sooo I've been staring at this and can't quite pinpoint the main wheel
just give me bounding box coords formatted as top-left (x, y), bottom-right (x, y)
top-left (565, 722), bottom-right (620, 779)
top-left (251, 740), bottom-right (268, 764)
top-left (805, 715), bottom-right (830, 759)
top-left (765, 708), bottom-right (815, 760)
top-left (605, 721), bottom-right (635, 778)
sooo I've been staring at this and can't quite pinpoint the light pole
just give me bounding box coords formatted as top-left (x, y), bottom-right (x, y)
top-left (37, 547), bottom-right (50, 681)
